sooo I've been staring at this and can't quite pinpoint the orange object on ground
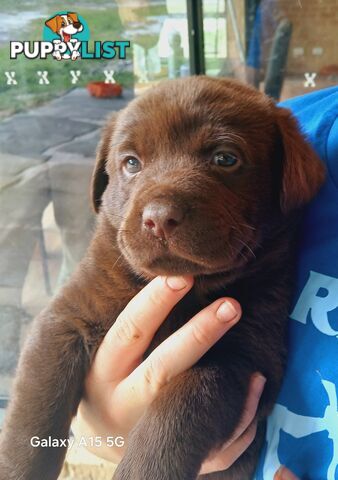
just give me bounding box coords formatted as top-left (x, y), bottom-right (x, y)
top-left (87, 82), bottom-right (123, 97)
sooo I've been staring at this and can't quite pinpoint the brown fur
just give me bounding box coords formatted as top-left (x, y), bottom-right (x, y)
top-left (0, 77), bottom-right (325, 480)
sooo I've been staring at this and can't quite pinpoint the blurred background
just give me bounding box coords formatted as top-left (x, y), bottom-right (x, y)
top-left (0, 0), bottom-right (337, 477)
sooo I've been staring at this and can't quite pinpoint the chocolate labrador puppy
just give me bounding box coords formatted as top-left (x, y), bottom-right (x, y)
top-left (0, 77), bottom-right (325, 480)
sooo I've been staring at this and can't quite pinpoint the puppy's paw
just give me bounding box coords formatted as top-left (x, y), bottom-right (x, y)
top-left (112, 449), bottom-right (168, 480)
top-left (113, 462), bottom-right (137, 480)
top-left (71, 51), bottom-right (80, 61)
top-left (52, 51), bottom-right (62, 61)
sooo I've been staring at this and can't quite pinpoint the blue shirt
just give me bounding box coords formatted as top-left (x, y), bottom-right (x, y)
top-left (255, 86), bottom-right (338, 479)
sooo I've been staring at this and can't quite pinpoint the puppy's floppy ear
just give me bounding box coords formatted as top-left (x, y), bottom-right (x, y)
top-left (68, 12), bottom-right (79, 23)
top-left (276, 107), bottom-right (326, 214)
top-left (45, 15), bottom-right (60, 33)
top-left (91, 115), bottom-right (117, 213)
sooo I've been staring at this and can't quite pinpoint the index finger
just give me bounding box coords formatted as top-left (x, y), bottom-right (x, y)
top-left (90, 275), bottom-right (194, 383)
top-left (118, 297), bottom-right (241, 404)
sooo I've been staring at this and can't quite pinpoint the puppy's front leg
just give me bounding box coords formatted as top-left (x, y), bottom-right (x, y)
top-left (113, 364), bottom-right (261, 480)
top-left (0, 306), bottom-right (98, 480)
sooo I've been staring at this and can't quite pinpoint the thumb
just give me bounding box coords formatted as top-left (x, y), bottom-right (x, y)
top-left (274, 466), bottom-right (300, 480)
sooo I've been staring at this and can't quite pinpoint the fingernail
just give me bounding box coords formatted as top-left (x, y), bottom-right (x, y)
top-left (216, 300), bottom-right (239, 322)
top-left (276, 466), bottom-right (297, 480)
top-left (274, 470), bottom-right (282, 480)
top-left (166, 276), bottom-right (187, 291)
top-left (252, 374), bottom-right (267, 395)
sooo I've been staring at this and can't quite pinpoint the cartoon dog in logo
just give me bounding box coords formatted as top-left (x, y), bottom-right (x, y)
top-left (45, 12), bottom-right (83, 60)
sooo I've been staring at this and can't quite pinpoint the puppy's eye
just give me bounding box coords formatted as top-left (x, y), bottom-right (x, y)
top-left (212, 152), bottom-right (238, 167)
top-left (212, 152), bottom-right (239, 168)
top-left (61, 21), bottom-right (66, 27)
top-left (123, 157), bottom-right (142, 174)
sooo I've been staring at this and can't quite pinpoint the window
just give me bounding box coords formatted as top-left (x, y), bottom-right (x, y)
top-left (0, 1), bottom-right (337, 477)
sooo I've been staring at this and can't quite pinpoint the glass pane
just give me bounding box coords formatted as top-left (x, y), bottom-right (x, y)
top-left (118, 0), bottom-right (191, 90)
top-left (202, 0), bottom-right (338, 101)
top-left (203, 0), bottom-right (228, 76)
top-left (1, 1), bottom-right (336, 477)
top-left (0, 2), bottom-right (189, 476)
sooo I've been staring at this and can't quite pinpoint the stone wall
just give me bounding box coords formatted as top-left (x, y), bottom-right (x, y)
top-left (226, 0), bottom-right (338, 75)
top-left (280, 0), bottom-right (338, 74)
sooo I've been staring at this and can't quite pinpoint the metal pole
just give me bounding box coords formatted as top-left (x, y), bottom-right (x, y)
top-left (187, 0), bottom-right (205, 75)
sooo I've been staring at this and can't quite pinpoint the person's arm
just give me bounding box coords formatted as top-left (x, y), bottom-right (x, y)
top-left (74, 275), bottom-right (299, 478)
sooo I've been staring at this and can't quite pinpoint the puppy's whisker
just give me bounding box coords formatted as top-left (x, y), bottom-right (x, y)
top-left (238, 222), bottom-right (256, 231)
top-left (224, 210), bottom-right (244, 232)
top-left (229, 225), bottom-right (243, 235)
top-left (237, 249), bottom-right (248, 262)
top-left (111, 253), bottom-right (124, 270)
top-left (236, 238), bottom-right (257, 259)
top-left (224, 210), bottom-right (256, 235)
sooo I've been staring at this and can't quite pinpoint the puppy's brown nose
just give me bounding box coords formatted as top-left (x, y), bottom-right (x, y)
top-left (73, 22), bottom-right (81, 28)
top-left (142, 202), bottom-right (184, 240)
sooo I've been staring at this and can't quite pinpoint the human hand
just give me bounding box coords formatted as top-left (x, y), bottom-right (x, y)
top-left (274, 466), bottom-right (300, 480)
top-left (73, 275), bottom-right (266, 472)
top-left (199, 372), bottom-right (266, 475)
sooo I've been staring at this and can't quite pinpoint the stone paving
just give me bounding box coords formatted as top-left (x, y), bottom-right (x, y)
top-left (0, 88), bottom-right (133, 478)
top-left (0, 86), bottom-right (133, 382)
top-left (0, 88), bottom-right (133, 158)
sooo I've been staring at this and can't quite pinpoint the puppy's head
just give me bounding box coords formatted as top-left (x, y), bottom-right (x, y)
top-left (92, 77), bottom-right (325, 279)
top-left (45, 13), bottom-right (82, 38)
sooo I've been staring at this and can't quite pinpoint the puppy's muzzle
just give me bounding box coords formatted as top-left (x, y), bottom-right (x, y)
top-left (142, 201), bottom-right (185, 240)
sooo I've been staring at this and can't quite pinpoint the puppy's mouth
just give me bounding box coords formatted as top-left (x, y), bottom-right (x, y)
top-left (64, 25), bottom-right (81, 35)
top-left (118, 229), bottom-right (251, 278)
